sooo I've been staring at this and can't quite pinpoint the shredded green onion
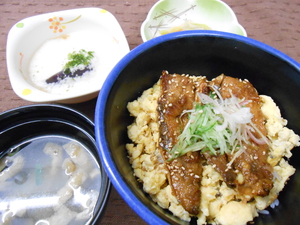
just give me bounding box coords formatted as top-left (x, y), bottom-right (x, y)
top-left (168, 89), bottom-right (263, 160)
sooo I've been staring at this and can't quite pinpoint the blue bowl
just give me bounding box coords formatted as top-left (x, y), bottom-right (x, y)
top-left (95, 30), bottom-right (300, 224)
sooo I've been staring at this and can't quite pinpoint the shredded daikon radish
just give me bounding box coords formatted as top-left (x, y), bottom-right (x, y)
top-left (168, 88), bottom-right (268, 160)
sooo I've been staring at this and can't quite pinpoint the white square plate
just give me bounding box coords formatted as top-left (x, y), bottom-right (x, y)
top-left (7, 8), bottom-right (129, 103)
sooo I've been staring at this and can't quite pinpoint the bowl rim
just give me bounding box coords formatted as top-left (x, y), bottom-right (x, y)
top-left (94, 30), bottom-right (300, 224)
top-left (0, 104), bottom-right (111, 224)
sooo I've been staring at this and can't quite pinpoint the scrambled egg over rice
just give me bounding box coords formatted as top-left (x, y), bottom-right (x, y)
top-left (126, 77), bottom-right (299, 225)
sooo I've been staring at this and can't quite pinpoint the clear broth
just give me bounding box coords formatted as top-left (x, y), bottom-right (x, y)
top-left (0, 135), bottom-right (101, 225)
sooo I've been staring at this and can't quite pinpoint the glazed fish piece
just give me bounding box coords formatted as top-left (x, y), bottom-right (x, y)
top-left (208, 74), bottom-right (273, 198)
top-left (158, 71), bottom-right (207, 215)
